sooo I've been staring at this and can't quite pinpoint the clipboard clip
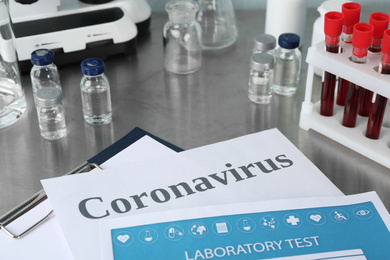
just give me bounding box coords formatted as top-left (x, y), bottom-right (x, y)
top-left (0, 163), bottom-right (102, 239)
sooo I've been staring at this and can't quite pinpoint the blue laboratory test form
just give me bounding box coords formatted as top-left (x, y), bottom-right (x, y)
top-left (100, 192), bottom-right (390, 260)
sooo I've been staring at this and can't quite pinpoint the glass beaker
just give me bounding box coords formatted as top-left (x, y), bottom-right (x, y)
top-left (163, 0), bottom-right (202, 74)
top-left (0, 0), bottom-right (26, 128)
top-left (196, 0), bottom-right (238, 51)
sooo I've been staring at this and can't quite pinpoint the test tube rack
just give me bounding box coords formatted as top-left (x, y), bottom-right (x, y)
top-left (299, 41), bottom-right (390, 169)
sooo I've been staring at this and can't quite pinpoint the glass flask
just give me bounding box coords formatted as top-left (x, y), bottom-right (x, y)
top-left (0, 0), bottom-right (26, 128)
top-left (163, 0), bottom-right (202, 74)
top-left (196, 0), bottom-right (238, 51)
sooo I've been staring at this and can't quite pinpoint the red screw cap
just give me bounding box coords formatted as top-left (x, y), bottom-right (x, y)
top-left (369, 12), bottom-right (390, 38)
top-left (352, 23), bottom-right (374, 57)
top-left (382, 29), bottom-right (390, 55)
top-left (325, 12), bottom-right (344, 37)
top-left (342, 2), bottom-right (361, 26)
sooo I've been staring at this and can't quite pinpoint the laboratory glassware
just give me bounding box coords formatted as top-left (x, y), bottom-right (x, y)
top-left (336, 2), bottom-right (361, 106)
top-left (163, 0), bottom-right (202, 74)
top-left (196, 0), bottom-right (238, 51)
top-left (0, 0), bottom-right (26, 128)
top-left (273, 33), bottom-right (301, 96)
top-left (342, 23), bottom-right (374, 128)
top-left (80, 58), bottom-right (112, 125)
top-left (248, 53), bottom-right (274, 104)
top-left (36, 87), bottom-right (67, 140)
top-left (320, 11), bottom-right (344, 117)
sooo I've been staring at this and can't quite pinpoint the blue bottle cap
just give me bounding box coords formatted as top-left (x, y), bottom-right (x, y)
top-left (278, 33), bottom-right (300, 49)
top-left (31, 49), bottom-right (54, 66)
top-left (80, 58), bottom-right (105, 76)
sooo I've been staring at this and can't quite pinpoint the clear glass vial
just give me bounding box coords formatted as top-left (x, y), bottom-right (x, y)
top-left (163, 0), bottom-right (202, 74)
top-left (248, 53), bottom-right (274, 104)
top-left (80, 58), bottom-right (112, 125)
top-left (36, 87), bottom-right (67, 140)
top-left (273, 33), bottom-right (301, 96)
top-left (30, 49), bottom-right (62, 104)
top-left (252, 34), bottom-right (276, 54)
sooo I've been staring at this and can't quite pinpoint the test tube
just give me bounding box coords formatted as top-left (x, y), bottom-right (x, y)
top-left (366, 29), bottom-right (390, 139)
top-left (320, 12), bottom-right (344, 117)
top-left (358, 13), bottom-right (390, 117)
top-left (368, 13), bottom-right (390, 53)
top-left (336, 2), bottom-right (361, 106)
top-left (342, 23), bottom-right (374, 128)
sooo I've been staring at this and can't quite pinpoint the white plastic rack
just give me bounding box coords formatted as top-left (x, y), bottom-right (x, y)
top-left (299, 41), bottom-right (390, 168)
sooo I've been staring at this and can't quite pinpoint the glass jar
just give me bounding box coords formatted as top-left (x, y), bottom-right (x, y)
top-left (163, 0), bottom-right (202, 74)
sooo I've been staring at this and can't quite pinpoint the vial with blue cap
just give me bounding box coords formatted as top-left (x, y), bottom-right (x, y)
top-left (30, 49), bottom-right (62, 106)
top-left (273, 33), bottom-right (302, 96)
top-left (80, 58), bottom-right (112, 125)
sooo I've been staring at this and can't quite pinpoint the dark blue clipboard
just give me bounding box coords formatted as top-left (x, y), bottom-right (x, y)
top-left (0, 127), bottom-right (182, 239)
top-left (88, 127), bottom-right (183, 166)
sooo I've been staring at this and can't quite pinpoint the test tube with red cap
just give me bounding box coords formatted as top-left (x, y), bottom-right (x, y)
top-left (320, 12), bottom-right (344, 116)
top-left (342, 23), bottom-right (374, 128)
top-left (358, 13), bottom-right (390, 117)
top-left (368, 12), bottom-right (390, 53)
top-left (366, 29), bottom-right (390, 139)
top-left (340, 2), bottom-right (361, 43)
top-left (336, 2), bottom-right (361, 106)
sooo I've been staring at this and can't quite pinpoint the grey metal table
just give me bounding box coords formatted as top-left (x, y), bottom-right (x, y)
top-left (1, 7), bottom-right (390, 218)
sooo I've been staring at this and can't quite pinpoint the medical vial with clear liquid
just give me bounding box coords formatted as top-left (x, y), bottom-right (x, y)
top-left (248, 53), bottom-right (274, 104)
top-left (36, 87), bottom-right (67, 140)
top-left (30, 49), bottom-right (62, 95)
top-left (273, 33), bottom-right (301, 96)
top-left (80, 58), bottom-right (112, 125)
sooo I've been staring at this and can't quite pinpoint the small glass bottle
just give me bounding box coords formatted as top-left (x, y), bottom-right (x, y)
top-left (252, 34), bottom-right (276, 54)
top-left (80, 58), bottom-right (112, 125)
top-left (30, 49), bottom-right (62, 105)
top-left (163, 0), bottom-right (202, 74)
top-left (35, 87), bottom-right (67, 140)
top-left (273, 33), bottom-right (301, 96)
top-left (248, 53), bottom-right (274, 104)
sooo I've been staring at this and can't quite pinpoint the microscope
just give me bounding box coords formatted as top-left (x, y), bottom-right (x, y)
top-left (8, 0), bottom-right (151, 72)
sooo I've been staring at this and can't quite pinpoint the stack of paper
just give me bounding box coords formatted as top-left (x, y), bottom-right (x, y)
top-left (40, 128), bottom-right (344, 260)
top-left (3, 128), bottom-right (390, 259)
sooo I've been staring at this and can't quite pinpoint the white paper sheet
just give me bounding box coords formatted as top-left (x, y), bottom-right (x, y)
top-left (41, 129), bottom-right (343, 260)
top-left (1, 136), bottom-right (176, 260)
top-left (100, 192), bottom-right (390, 260)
